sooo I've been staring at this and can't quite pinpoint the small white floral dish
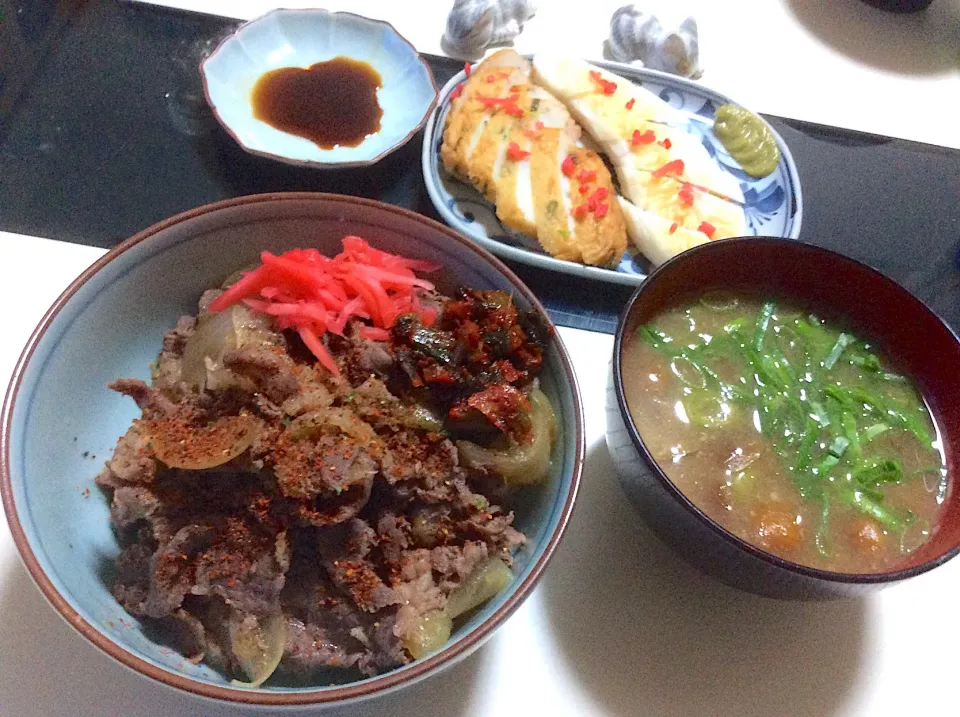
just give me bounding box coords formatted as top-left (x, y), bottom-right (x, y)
top-left (201, 9), bottom-right (438, 168)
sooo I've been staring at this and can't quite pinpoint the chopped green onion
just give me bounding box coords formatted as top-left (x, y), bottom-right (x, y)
top-left (864, 423), bottom-right (889, 442)
top-left (808, 400), bottom-right (831, 428)
top-left (849, 352), bottom-right (882, 372)
top-left (700, 292), bottom-right (740, 311)
top-left (839, 488), bottom-right (905, 530)
top-left (815, 453), bottom-right (840, 475)
top-left (796, 416), bottom-right (819, 470)
top-left (853, 459), bottom-right (903, 487)
top-left (670, 357), bottom-right (708, 389)
top-left (823, 386), bottom-right (933, 447)
top-left (823, 333), bottom-right (854, 370)
top-left (640, 325), bottom-right (675, 352)
top-left (828, 436), bottom-right (850, 458)
top-left (841, 412), bottom-right (861, 460)
top-left (793, 317), bottom-right (834, 358)
top-left (752, 302), bottom-right (776, 352)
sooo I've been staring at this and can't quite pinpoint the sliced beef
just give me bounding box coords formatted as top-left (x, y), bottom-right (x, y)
top-left (108, 485), bottom-right (174, 543)
top-left (380, 430), bottom-right (458, 488)
top-left (285, 612), bottom-right (408, 677)
top-left (322, 555), bottom-right (390, 611)
top-left (144, 523), bottom-right (215, 618)
top-left (465, 512), bottom-right (525, 554)
top-left (274, 432), bottom-right (377, 502)
top-left (408, 503), bottom-right (455, 549)
top-left (339, 326), bottom-right (394, 384)
top-left (375, 513), bottom-right (411, 565)
top-left (389, 481), bottom-right (523, 568)
top-left (222, 345), bottom-right (301, 404)
top-left (109, 378), bottom-right (177, 417)
top-left (280, 383), bottom-right (333, 417)
top-left (191, 597), bottom-right (232, 670)
top-left (362, 614), bottom-right (409, 673)
top-left (272, 419), bottom-right (378, 527)
top-left (100, 424), bottom-right (158, 485)
top-left (280, 534), bottom-right (408, 677)
top-left (392, 572), bottom-right (446, 649)
top-left (163, 315), bottom-right (197, 353)
top-left (112, 542), bottom-right (153, 614)
top-left (161, 607), bottom-right (209, 663)
top-left (283, 617), bottom-right (365, 673)
top-left (429, 541), bottom-right (489, 590)
top-left (316, 520), bottom-right (397, 612)
top-left (290, 482), bottom-right (373, 528)
top-left (151, 470), bottom-right (272, 526)
top-left (192, 520), bottom-right (289, 617)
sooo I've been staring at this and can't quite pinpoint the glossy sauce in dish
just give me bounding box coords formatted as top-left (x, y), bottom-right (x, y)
top-left (623, 294), bottom-right (947, 573)
top-left (251, 56), bottom-right (383, 149)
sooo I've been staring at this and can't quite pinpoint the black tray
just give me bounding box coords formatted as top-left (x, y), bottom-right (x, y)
top-left (2, 0), bottom-right (959, 334)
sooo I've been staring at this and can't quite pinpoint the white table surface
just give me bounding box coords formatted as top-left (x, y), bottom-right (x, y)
top-left (134, 0), bottom-right (960, 150)
top-left (0, 229), bottom-right (958, 717)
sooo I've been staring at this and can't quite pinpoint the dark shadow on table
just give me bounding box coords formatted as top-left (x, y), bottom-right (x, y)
top-left (0, 558), bottom-right (484, 717)
top-left (785, 0), bottom-right (960, 75)
top-left (191, 118), bottom-right (440, 218)
top-left (541, 441), bottom-right (868, 717)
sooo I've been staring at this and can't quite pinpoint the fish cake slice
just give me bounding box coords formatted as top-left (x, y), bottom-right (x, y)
top-left (618, 196), bottom-right (713, 266)
top-left (617, 174), bottom-right (745, 267)
top-left (619, 168), bottom-right (746, 238)
top-left (613, 121), bottom-right (744, 205)
top-left (468, 108), bottom-right (517, 201)
top-left (491, 89), bottom-right (582, 240)
top-left (532, 55), bottom-right (682, 125)
top-left (441, 50), bottom-right (529, 177)
top-left (565, 148), bottom-right (627, 267)
top-left (527, 127), bottom-right (580, 261)
top-left (494, 123), bottom-right (538, 238)
top-left (530, 55), bottom-right (744, 204)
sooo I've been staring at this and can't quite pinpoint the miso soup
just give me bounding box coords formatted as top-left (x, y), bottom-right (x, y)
top-left (623, 294), bottom-right (947, 573)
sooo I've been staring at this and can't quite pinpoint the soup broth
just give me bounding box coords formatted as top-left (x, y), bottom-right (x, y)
top-left (623, 294), bottom-right (946, 573)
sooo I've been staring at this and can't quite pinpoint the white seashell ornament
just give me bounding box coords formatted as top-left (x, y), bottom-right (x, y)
top-left (442, 0), bottom-right (537, 58)
top-left (604, 5), bottom-right (702, 79)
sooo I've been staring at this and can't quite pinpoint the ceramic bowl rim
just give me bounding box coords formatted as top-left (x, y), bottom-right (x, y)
top-left (199, 9), bottom-right (439, 169)
top-left (612, 235), bottom-right (960, 585)
top-left (0, 192), bottom-right (585, 706)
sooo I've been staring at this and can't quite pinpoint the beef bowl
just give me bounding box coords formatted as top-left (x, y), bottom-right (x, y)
top-left (0, 194), bottom-right (584, 707)
top-left (606, 237), bottom-right (960, 599)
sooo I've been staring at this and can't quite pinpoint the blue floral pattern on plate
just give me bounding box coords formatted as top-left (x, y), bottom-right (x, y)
top-left (421, 60), bottom-right (803, 286)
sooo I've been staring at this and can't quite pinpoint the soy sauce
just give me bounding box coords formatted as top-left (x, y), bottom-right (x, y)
top-left (251, 56), bottom-right (383, 149)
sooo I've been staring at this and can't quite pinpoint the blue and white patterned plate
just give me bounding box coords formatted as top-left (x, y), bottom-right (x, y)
top-left (421, 60), bottom-right (802, 286)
